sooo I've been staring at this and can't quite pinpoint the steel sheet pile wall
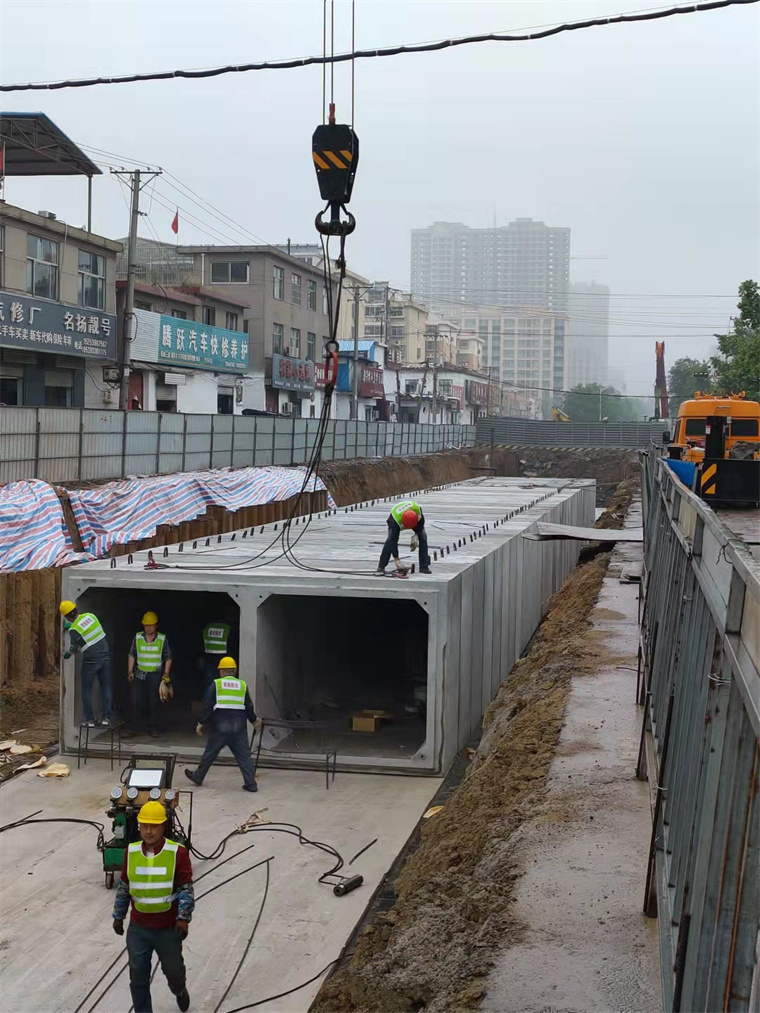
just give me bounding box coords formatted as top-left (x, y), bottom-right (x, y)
top-left (638, 451), bottom-right (760, 1012)
top-left (60, 478), bottom-right (594, 773)
top-left (478, 416), bottom-right (669, 449)
top-left (0, 406), bottom-right (475, 484)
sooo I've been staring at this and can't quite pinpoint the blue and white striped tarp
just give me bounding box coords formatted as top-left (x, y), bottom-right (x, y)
top-left (0, 480), bottom-right (92, 572)
top-left (67, 466), bottom-right (335, 558)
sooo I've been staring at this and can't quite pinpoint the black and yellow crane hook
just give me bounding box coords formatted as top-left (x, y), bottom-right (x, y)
top-left (312, 103), bottom-right (359, 236)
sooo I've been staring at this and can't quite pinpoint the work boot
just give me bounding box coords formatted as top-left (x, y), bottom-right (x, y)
top-left (374, 568), bottom-right (386, 576)
top-left (419, 567), bottom-right (432, 575)
top-left (242, 783), bottom-right (258, 792)
top-left (176, 988), bottom-right (190, 1012)
top-left (184, 769), bottom-right (202, 787)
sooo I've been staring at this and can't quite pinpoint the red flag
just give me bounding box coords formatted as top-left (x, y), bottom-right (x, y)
top-left (171, 209), bottom-right (179, 235)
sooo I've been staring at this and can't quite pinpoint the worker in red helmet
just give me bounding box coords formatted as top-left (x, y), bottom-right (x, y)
top-left (376, 499), bottom-right (431, 575)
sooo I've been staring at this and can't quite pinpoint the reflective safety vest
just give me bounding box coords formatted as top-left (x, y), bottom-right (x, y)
top-left (214, 677), bottom-right (247, 711)
top-left (135, 632), bottom-right (166, 672)
top-left (391, 500), bottom-right (421, 528)
top-left (203, 623), bottom-right (231, 654)
top-left (69, 612), bottom-right (106, 651)
top-left (127, 838), bottom-right (179, 913)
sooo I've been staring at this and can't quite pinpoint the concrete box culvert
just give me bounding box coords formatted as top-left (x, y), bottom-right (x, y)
top-left (60, 477), bottom-right (595, 774)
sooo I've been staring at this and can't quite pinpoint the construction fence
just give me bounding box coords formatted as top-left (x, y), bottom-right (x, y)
top-left (477, 416), bottom-right (669, 448)
top-left (638, 448), bottom-right (760, 1011)
top-left (0, 406), bottom-right (477, 485)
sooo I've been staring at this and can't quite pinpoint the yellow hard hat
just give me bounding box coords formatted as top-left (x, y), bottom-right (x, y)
top-left (142, 611), bottom-right (158, 625)
top-left (218, 656), bottom-right (237, 670)
top-left (59, 600), bottom-right (76, 616)
top-left (137, 800), bottom-right (167, 824)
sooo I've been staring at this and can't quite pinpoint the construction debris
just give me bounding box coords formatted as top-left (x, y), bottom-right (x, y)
top-left (37, 762), bottom-right (70, 778)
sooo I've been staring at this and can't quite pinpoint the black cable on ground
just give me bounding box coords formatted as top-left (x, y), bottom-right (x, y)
top-left (0, 816), bottom-right (106, 850)
top-left (213, 860), bottom-right (271, 1012)
top-left (219, 951), bottom-right (356, 1013)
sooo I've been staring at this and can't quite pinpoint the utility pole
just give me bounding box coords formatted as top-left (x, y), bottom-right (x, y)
top-left (351, 286), bottom-right (361, 421)
top-left (112, 168), bottom-right (161, 411)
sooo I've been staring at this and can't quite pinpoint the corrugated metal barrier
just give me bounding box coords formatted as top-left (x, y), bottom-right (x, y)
top-left (0, 407), bottom-right (476, 484)
top-left (477, 416), bottom-right (669, 448)
top-left (638, 448), bottom-right (760, 1011)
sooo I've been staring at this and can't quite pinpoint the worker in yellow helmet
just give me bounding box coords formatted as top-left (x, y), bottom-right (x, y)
top-left (59, 600), bottom-right (113, 728)
top-left (185, 656), bottom-right (258, 793)
top-left (112, 800), bottom-right (193, 1013)
top-left (126, 611), bottom-right (173, 739)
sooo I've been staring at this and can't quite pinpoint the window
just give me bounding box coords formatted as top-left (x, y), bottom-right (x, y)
top-left (307, 332), bottom-right (316, 361)
top-left (0, 377), bottom-right (19, 405)
top-left (405, 381), bottom-right (420, 395)
top-left (135, 300), bottom-right (152, 311)
top-left (438, 380), bottom-right (453, 397)
top-left (389, 326), bottom-right (405, 338)
top-left (217, 392), bottom-right (234, 415)
top-left (322, 286), bottom-right (329, 314)
top-left (290, 327), bottom-right (301, 356)
top-left (172, 308), bottom-right (188, 319)
top-left (417, 348), bottom-right (423, 360)
top-left (685, 418), bottom-right (707, 437)
top-left (291, 273), bottom-right (302, 304)
top-left (273, 266), bottom-right (285, 300)
top-left (210, 260), bottom-right (249, 283)
top-left (307, 280), bottom-right (317, 311)
top-left (77, 251), bottom-right (105, 309)
top-left (226, 312), bottom-right (239, 331)
top-left (27, 235), bottom-right (59, 299)
top-left (203, 306), bottom-right (216, 326)
top-left (272, 322), bottom-right (284, 354)
top-left (45, 386), bottom-right (71, 407)
top-left (731, 418), bottom-right (758, 437)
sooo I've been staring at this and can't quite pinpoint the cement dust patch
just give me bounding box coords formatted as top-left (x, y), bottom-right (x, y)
top-left (0, 761), bottom-right (439, 1013)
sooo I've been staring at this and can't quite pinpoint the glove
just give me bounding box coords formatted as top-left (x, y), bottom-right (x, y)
top-left (128, 671), bottom-right (135, 683)
top-left (113, 919), bottom-right (124, 936)
top-left (196, 722), bottom-right (204, 737)
top-left (410, 535), bottom-right (419, 551)
top-left (159, 680), bottom-right (173, 703)
top-left (174, 919), bottom-right (189, 939)
top-left (63, 651), bottom-right (72, 660)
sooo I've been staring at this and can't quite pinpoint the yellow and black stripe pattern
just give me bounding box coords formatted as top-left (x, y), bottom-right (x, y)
top-left (312, 148), bottom-right (354, 171)
top-left (700, 462), bottom-right (717, 496)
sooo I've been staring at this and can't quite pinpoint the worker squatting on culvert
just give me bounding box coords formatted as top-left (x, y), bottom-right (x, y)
top-left (184, 656), bottom-right (259, 793)
top-left (126, 612), bottom-right (174, 739)
top-left (376, 499), bottom-right (431, 576)
top-left (112, 800), bottom-right (194, 1013)
top-left (59, 600), bottom-right (113, 727)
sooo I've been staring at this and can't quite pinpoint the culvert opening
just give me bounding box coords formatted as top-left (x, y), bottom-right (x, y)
top-left (256, 594), bottom-right (428, 760)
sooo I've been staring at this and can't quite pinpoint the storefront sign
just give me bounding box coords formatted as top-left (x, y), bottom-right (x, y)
top-left (315, 362), bottom-right (327, 388)
top-left (451, 385), bottom-right (464, 408)
top-left (158, 315), bottom-right (248, 373)
top-left (466, 380), bottom-right (490, 406)
top-left (359, 366), bottom-right (384, 398)
top-left (0, 290), bottom-right (117, 359)
top-left (271, 353), bottom-right (315, 392)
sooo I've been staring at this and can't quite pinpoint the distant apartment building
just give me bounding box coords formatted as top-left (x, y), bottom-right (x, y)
top-left (566, 281), bottom-right (610, 389)
top-left (363, 284), bottom-right (428, 365)
top-left (1, 203), bottom-right (121, 408)
top-left (410, 219), bottom-right (571, 315)
top-left (443, 305), bottom-right (567, 418)
top-left (425, 318), bottom-right (460, 365)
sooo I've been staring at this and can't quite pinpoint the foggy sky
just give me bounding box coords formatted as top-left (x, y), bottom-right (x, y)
top-left (1, 0), bottom-right (758, 405)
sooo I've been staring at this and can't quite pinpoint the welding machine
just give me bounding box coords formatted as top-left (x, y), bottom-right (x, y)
top-left (102, 754), bottom-right (192, 888)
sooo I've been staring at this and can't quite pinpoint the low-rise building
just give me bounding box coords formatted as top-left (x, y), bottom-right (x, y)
top-left (384, 364), bottom-right (491, 425)
top-left (114, 281), bottom-right (262, 414)
top-left (0, 203), bottom-right (121, 407)
top-left (424, 318), bottom-right (460, 365)
top-left (364, 285), bottom-right (428, 365)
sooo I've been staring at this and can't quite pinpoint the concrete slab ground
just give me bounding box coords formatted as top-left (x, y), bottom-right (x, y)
top-left (481, 498), bottom-right (661, 1013)
top-left (0, 760), bottom-right (439, 1013)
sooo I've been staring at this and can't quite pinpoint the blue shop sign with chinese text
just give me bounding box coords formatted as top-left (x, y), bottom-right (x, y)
top-left (158, 316), bottom-right (248, 373)
top-left (0, 290), bottom-right (117, 359)
top-left (271, 353), bottom-right (315, 392)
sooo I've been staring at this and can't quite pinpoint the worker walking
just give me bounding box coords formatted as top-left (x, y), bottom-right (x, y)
top-left (112, 800), bottom-right (193, 1013)
top-left (201, 620), bottom-right (233, 687)
top-left (127, 612), bottom-right (173, 739)
top-left (184, 657), bottom-right (258, 793)
top-left (376, 499), bottom-right (431, 575)
top-left (59, 601), bottom-right (113, 727)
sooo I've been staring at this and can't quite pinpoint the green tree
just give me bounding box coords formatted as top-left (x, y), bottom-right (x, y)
top-left (667, 357), bottom-right (713, 415)
top-left (561, 383), bottom-right (642, 423)
top-left (711, 280), bottom-right (760, 402)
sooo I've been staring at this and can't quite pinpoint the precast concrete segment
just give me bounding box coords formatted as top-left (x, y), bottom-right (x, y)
top-left (61, 478), bottom-right (596, 773)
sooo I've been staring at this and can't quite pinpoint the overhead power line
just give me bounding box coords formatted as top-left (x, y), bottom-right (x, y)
top-left (0, 0), bottom-right (755, 92)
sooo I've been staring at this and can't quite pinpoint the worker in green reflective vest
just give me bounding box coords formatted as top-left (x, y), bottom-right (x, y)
top-left (127, 611), bottom-right (173, 738)
top-left (59, 600), bottom-right (113, 727)
top-left (376, 500), bottom-right (431, 575)
top-left (201, 620), bottom-right (233, 687)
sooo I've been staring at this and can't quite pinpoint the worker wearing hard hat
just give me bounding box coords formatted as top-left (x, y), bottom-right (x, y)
top-left (201, 619), bottom-right (234, 687)
top-left (112, 800), bottom-right (193, 1013)
top-left (376, 499), bottom-right (431, 575)
top-left (126, 612), bottom-right (174, 739)
top-left (184, 656), bottom-right (258, 792)
top-left (59, 601), bottom-right (113, 727)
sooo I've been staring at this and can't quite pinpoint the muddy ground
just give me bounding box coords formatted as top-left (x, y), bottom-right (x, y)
top-left (311, 478), bottom-right (638, 1013)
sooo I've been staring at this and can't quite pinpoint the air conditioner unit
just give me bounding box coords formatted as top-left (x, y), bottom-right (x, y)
top-left (286, 346), bottom-right (299, 358)
top-left (369, 408), bottom-right (380, 421)
top-left (281, 402), bottom-right (293, 415)
top-left (37, 210), bottom-right (57, 220)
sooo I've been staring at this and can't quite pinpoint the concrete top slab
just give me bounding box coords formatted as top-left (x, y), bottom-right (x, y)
top-left (65, 478), bottom-right (595, 594)
top-left (0, 759), bottom-right (440, 1013)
